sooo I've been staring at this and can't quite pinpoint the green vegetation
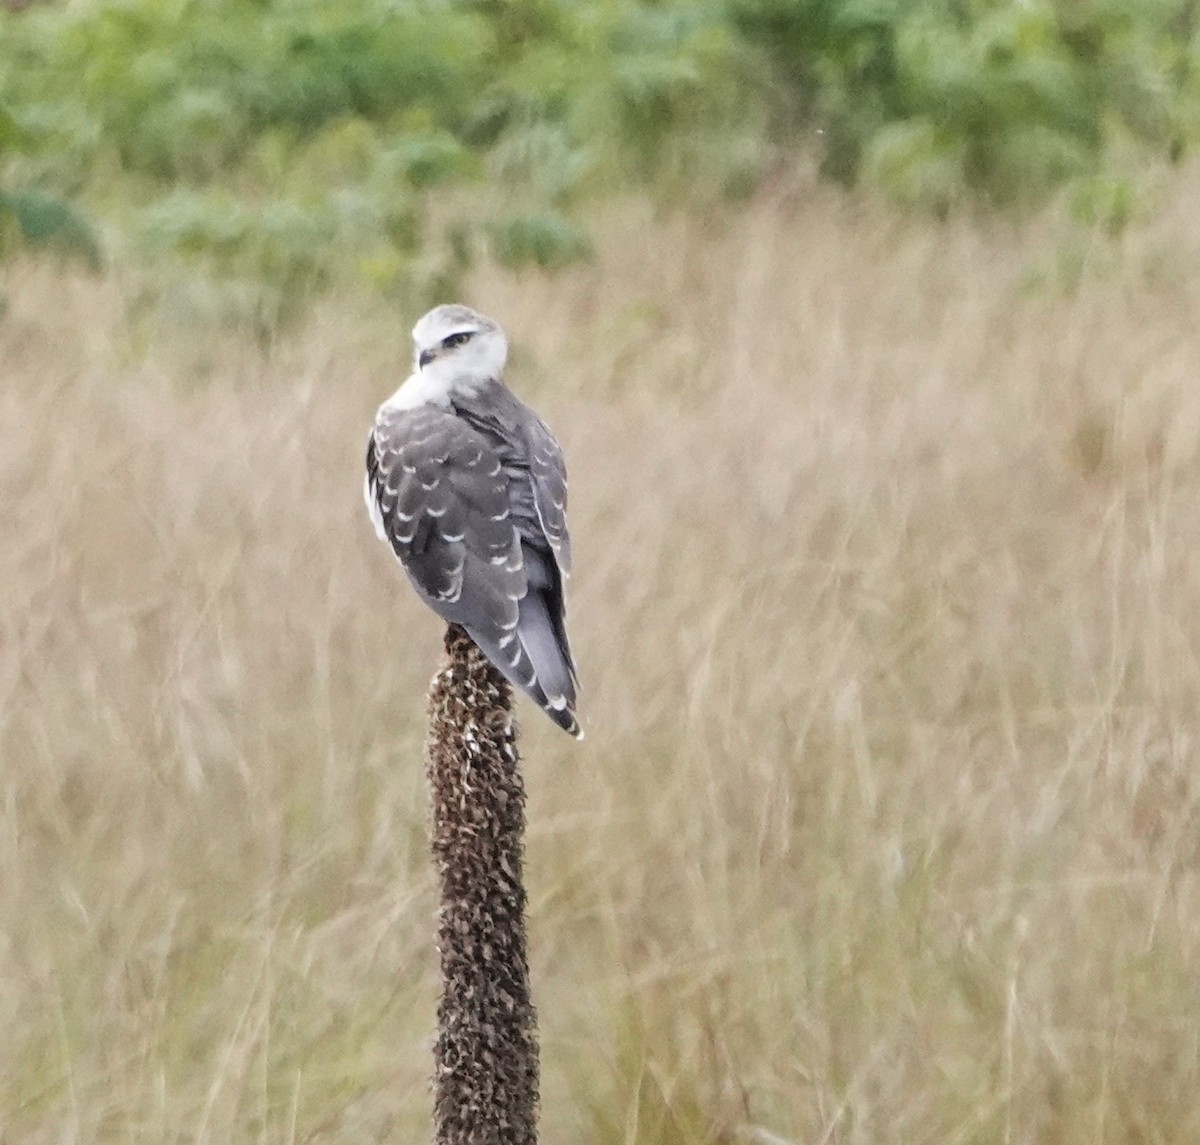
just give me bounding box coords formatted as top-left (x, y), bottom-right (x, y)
top-left (2, 0), bottom-right (1199, 315)
top-left (0, 0), bottom-right (754, 320)
top-left (733, 0), bottom-right (1198, 208)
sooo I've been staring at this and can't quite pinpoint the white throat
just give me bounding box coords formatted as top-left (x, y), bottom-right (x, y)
top-left (382, 360), bottom-right (494, 413)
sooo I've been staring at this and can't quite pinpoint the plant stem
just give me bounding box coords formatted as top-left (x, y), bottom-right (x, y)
top-left (425, 624), bottom-right (539, 1145)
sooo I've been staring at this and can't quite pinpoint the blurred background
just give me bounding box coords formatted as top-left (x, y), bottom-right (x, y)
top-left (3, 0), bottom-right (1200, 1141)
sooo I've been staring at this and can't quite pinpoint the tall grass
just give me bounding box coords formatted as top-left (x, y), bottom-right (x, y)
top-left (2, 173), bottom-right (1200, 1142)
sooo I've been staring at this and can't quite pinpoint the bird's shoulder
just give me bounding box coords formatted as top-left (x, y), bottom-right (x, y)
top-left (448, 385), bottom-right (571, 575)
top-left (370, 402), bottom-right (490, 465)
top-left (452, 384), bottom-right (566, 471)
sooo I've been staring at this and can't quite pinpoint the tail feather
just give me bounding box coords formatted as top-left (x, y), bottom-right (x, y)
top-left (466, 588), bottom-right (581, 738)
top-left (516, 589), bottom-right (575, 713)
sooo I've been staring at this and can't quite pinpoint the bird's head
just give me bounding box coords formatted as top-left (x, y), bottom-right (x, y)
top-left (411, 304), bottom-right (508, 395)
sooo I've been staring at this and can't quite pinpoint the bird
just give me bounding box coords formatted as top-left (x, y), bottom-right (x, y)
top-left (364, 303), bottom-right (581, 738)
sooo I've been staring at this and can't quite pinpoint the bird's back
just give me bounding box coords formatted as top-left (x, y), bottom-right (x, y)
top-left (366, 377), bottom-right (579, 736)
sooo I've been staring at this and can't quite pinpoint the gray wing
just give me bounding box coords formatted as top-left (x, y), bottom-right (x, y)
top-left (366, 405), bottom-right (523, 628)
top-left (366, 403), bottom-right (582, 737)
top-left (525, 415), bottom-right (571, 576)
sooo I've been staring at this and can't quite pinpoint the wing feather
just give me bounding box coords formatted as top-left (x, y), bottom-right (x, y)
top-left (526, 416), bottom-right (571, 576)
top-left (367, 405), bottom-right (522, 616)
top-left (366, 384), bottom-right (580, 737)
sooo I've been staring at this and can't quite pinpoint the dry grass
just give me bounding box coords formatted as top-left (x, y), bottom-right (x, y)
top-left (3, 171), bottom-right (1200, 1143)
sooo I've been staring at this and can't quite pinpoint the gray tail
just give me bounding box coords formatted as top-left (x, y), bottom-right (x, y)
top-left (514, 588), bottom-right (580, 736)
top-left (467, 590), bottom-right (581, 738)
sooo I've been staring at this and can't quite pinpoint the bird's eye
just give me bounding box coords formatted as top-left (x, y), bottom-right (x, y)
top-left (443, 331), bottom-right (472, 349)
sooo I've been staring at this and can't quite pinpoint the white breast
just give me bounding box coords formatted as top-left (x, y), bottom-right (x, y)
top-left (382, 370), bottom-right (453, 412)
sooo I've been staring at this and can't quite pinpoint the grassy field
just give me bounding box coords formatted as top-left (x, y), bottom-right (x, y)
top-left (2, 172), bottom-right (1200, 1143)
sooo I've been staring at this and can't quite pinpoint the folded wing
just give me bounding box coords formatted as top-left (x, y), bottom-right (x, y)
top-left (365, 403), bottom-right (580, 736)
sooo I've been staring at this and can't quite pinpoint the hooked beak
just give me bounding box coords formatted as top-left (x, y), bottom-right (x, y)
top-left (418, 348), bottom-right (436, 369)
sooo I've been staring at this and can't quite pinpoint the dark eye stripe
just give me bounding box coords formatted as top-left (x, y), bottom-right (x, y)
top-left (442, 331), bottom-right (472, 349)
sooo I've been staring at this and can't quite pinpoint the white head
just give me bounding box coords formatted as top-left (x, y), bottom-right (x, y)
top-left (411, 304), bottom-right (507, 394)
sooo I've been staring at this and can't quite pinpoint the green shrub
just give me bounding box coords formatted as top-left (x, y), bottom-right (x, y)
top-left (487, 212), bottom-right (592, 270)
top-left (0, 189), bottom-right (102, 267)
top-left (0, 0), bottom-right (757, 317)
top-left (1, 0), bottom-right (1198, 314)
top-left (731, 0), bottom-right (1197, 207)
top-left (0, 100), bottom-right (100, 266)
